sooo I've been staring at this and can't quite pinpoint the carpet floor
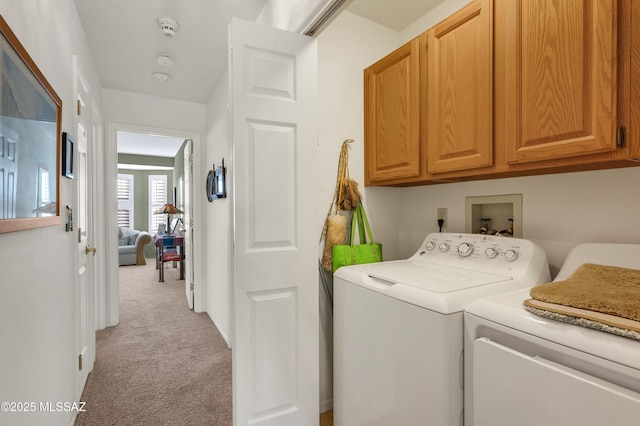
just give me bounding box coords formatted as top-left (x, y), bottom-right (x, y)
top-left (75, 261), bottom-right (232, 425)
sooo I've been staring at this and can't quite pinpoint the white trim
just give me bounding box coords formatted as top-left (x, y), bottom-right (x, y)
top-left (118, 164), bottom-right (174, 171)
top-left (105, 123), bottom-right (204, 327)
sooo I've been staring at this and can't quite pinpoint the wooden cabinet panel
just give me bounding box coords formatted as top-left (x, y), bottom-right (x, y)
top-left (427, 0), bottom-right (493, 174)
top-left (364, 36), bottom-right (424, 185)
top-left (503, 0), bottom-right (619, 164)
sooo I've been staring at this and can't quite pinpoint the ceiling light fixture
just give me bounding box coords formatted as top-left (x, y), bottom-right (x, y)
top-left (158, 18), bottom-right (180, 38)
top-left (152, 72), bottom-right (172, 83)
top-left (156, 54), bottom-right (175, 67)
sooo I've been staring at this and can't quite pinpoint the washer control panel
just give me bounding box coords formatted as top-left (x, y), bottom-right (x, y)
top-left (412, 233), bottom-right (545, 277)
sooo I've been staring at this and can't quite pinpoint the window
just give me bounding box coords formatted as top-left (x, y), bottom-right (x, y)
top-left (117, 173), bottom-right (134, 228)
top-left (149, 175), bottom-right (167, 234)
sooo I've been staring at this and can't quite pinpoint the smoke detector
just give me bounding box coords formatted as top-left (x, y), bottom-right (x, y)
top-left (158, 18), bottom-right (180, 38)
top-left (152, 72), bottom-right (172, 83)
top-left (156, 54), bottom-right (175, 67)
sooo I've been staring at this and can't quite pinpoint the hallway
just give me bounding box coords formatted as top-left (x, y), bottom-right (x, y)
top-left (76, 261), bottom-right (232, 425)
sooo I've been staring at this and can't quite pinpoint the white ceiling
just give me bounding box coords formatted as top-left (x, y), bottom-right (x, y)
top-left (75, 0), bottom-right (443, 157)
top-left (117, 131), bottom-right (185, 158)
top-left (348, 0), bottom-right (445, 31)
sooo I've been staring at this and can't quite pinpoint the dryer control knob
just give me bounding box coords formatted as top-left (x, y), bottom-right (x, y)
top-left (425, 241), bottom-right (436, 251)
top-left (504, 249), bottom-right (519, 261)
top-left (457, 243), bottom-right (473, 257)
top-left (485, 247), bottom-right (498, 259)
top-left (438, 243), bottom-right (449, 252)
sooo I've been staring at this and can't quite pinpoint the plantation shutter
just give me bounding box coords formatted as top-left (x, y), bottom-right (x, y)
top-left (117, 174), bottom-right (134, 228)
top-left (149, 175), bottom-right (167, 233)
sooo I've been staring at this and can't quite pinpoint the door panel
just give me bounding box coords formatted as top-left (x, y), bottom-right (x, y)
top-left (427, 0), bottom-right (493, 173)
top-left (230, 18), bottom-right (318, 426)
top-left (504, 0), bottom-right (618, 163)
top-left (365, 36), bottom-right (422, 183)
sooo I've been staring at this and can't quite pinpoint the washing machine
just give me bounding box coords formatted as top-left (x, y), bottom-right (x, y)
top-left (464, 243), bottom-right (640, 426)
top-left (333, 232), bottom-right (550, 426)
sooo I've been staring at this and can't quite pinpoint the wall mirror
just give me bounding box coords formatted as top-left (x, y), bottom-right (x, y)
top-left (0, 16), bottom-right (62, 233)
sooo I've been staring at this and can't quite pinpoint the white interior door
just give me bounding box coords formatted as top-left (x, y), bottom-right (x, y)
top-left (74, 57), bottom-right (96, 398)
top-left (183, 138), bottom-right (194, 309)
top-left (230, 18), bottom-right (318, 426)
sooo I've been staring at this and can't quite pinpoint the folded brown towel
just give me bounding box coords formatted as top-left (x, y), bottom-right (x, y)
top-left (523, 301), bottom-right (640, 341)
top-left (529, 263), bottom-right (640, 322)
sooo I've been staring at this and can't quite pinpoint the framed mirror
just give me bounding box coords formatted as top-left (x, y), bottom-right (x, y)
top-left (0, 16), bottom-right (62, 233)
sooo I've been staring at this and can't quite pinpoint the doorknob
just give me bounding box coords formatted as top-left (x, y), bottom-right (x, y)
top-left (86, 246), bottom-right (97, 255)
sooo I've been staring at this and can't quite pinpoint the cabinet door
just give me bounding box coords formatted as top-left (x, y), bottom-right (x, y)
top-left (503, 0), bottom-right (619, 164)
top-left (365, 36), bottom-right (423, 184)
top-left (427, 0), bottom-right (493, 174)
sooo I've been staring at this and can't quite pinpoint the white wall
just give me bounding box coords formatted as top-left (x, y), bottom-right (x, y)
top-left (399, 168), bottom-right (640, 276)
top-left (101, 89), bottom-right (208, 316)
top-left (0, 1), bottom-right (102, 425)
top-left (314, 9), bottom-right (405, 413)
top-left (204, 74), bottom-right (231, 344)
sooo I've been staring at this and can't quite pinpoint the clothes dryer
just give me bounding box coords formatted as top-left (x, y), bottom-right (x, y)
top-left (464, 243), bottom-right (640, 426)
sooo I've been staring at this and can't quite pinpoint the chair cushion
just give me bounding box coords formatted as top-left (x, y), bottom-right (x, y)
top-left (163, 251), bottom-right (182, 262)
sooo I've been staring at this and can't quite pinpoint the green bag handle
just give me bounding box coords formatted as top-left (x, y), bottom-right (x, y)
top-left (349, 204), bottom-right (376, 246)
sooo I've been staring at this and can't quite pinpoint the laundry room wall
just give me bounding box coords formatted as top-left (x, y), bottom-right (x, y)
top-left (398, 168), bottom-right (640, 277)
top-left (317, 0), bottom-right (640, 278)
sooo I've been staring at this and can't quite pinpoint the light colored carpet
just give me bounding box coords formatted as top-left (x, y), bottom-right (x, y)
top-left (75, 261), bottom-right (232, 425)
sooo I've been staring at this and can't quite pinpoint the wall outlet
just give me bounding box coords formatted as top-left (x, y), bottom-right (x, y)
top-left (437, 208), bottom-right (448, 228)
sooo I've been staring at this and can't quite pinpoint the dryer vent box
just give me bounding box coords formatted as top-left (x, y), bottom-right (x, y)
top-left (465, 194), bottom-right (523, 238)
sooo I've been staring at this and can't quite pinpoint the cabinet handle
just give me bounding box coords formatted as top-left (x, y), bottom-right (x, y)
top-left (617, 126), bottom-right (626, 148)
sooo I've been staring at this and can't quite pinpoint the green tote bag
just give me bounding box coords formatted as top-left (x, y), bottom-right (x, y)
top-left (332, 204), bottom-right (382, 272)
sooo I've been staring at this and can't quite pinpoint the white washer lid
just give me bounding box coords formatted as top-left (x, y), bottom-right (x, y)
top-left (335, 261), bottom-right (539, 314)
top-left (355, 259), bottom-right (511, 293)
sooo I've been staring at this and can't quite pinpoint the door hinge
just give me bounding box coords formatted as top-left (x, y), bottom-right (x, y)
top-left (78, 354), bottom-right (83, 371)
top-left (77, 99), bottom-right (82, 116)
top-left (617, 126), bottom-right (626, 148)
top-left (190, 282), bottom-right (195, 291)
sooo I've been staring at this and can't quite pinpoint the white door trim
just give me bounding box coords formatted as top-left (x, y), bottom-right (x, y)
top-left (103, 123), bottom-right (203, 328)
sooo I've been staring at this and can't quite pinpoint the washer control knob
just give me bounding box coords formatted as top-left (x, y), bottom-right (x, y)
top-left (485, 247), bottom-right (498, 259)
top-left (504, 249), bottom-right (519, 262)
top-left (425, 241), bottom-right (436, 251)
top-left (457, 243), bottom-right (473, 257)
top-left (438, 243), bottom-right (449, 252)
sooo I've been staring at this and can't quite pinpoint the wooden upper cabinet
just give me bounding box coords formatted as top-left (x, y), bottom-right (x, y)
top-left (364, 35), bottom-right (425, 185)
top-left (502, 0), bottom-right (619, 164)
top-left (427, 0), bottom-right (493, 174)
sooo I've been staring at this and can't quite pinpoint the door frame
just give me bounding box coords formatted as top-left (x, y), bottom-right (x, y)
top-left (103, 123), bottom-right (203, 327)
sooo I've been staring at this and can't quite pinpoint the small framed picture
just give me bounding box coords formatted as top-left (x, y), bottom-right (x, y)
top-left (62, 132), bottom-right (74, 178)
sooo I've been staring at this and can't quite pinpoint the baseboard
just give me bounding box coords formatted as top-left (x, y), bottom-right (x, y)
top-left (320, 398), bottom-right (333, 413)
top-left (207, 310), bottom-right (231, 348)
